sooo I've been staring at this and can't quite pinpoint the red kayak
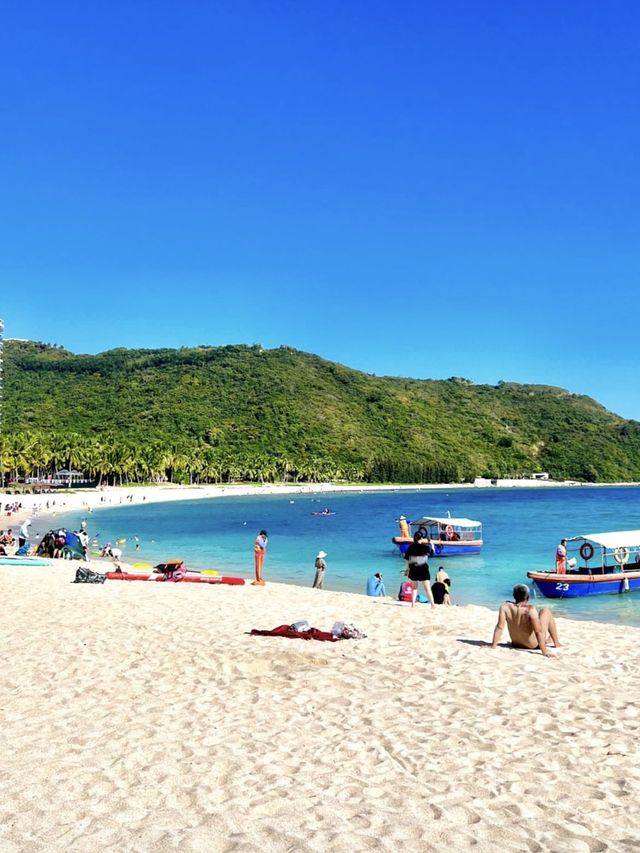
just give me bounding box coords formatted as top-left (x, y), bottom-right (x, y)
top-left (106, 572), bottom-right (245, 585)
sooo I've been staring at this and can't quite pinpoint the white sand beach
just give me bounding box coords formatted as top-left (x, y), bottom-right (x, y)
top-left (1, 558), bottom-right (639, 852)
top-left (0, 483), bottom-right (409, 531)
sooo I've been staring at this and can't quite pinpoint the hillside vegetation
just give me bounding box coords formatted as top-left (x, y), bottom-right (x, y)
top-left (2, 340), bottom-right (640, 484)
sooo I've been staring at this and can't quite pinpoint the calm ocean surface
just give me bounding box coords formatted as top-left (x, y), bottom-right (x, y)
top-left (56, 486), bottom-right (640, 627)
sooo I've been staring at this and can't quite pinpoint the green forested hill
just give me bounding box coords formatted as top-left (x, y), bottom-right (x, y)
top-left (2, 339), bottom-right (640, 484)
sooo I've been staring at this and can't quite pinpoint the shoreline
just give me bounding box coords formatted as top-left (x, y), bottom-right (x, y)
top-left (3, 477), bottom-right (639, 529)
top-left (20, 555), bottom-right (640, 640)
top-left (6, 480), bottom-right (640, 636)
top-left (4, 480), bottom-right (640, 634)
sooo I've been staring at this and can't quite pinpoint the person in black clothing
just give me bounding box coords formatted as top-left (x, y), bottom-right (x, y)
top-left (403, 531), bottom-right (435, 608)
top-left (431, 579), bottom-right (451, 605)
top-left (432, 567), bottom-right (452, 605)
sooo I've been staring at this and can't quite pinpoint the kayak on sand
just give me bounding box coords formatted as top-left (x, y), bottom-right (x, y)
top-left (106, 571), bottom-right (245, 585)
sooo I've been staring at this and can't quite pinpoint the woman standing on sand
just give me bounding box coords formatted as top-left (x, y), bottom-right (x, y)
top-left (403, 531), bottom-right (435, 608)
top-left (312, 550), bottom-right (327, 589)
top-left (252, 530), bottom-right (268, 586)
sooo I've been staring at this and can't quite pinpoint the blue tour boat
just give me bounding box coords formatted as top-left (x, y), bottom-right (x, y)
top-left (528, 530), bottom-right (640, 598)
top-left (392, 516), bottom-right (483, 557)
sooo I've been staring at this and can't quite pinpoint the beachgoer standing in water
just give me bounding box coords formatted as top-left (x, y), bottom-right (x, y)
top-left (253, 529), bottom-right (268, 586)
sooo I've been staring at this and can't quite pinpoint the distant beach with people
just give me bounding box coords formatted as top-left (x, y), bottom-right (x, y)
top-left (3, 475), bottom-right (638, 528)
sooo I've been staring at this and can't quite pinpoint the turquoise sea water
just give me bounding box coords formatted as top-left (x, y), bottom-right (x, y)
top-left (55, 486), bottom-right (640, 627)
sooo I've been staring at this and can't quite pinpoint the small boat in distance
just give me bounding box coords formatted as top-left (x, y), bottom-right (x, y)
top-left (311, 508), bottom-right (336, 516)
top-left (392, 516), bottom-right (483, 557)
top-left (528, 530), bottom-right (640, 598)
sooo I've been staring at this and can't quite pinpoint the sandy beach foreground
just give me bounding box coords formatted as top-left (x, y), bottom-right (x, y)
top-left (1, 562), bottom-right (639, 852)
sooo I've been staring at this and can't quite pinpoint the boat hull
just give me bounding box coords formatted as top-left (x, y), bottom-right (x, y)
top-left (392, 538), bottom-right (482, 557)
top-left (527, 570), bottom-right (640, 598)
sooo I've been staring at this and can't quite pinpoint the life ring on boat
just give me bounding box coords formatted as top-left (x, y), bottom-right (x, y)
top-left (445, 524), bottom-right (454, 539)
top-left (579, 542), bottom-right (594, 561)
top-left (614, 546), bottom-right (630, 565)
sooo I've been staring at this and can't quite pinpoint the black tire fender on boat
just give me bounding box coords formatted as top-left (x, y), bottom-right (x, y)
top-left (417, 527), bottom-right (428, 540)
top-left (579, 542), bottom-right (594, 561)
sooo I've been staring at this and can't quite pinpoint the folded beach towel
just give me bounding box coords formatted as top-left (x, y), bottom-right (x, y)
top-left (249, 624), bottom-right (341, 642)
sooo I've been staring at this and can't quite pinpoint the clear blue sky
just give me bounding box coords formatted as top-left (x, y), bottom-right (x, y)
top-left (2, 1), bottom-right (639, 417)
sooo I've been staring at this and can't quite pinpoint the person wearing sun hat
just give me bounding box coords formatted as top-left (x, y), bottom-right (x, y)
top-left (18, 518), bottom-right (31, 549)
top-left (398, 515), bottom-right (410, 538)
top-left (312, 550), bottom-right (327, 589)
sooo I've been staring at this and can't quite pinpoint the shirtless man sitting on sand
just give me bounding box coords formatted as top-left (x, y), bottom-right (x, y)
top-left (490, 584), bottom-right (561, 657)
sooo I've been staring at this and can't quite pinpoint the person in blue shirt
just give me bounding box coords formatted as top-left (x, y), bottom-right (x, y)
top-left (366, 572), bottom-right (386, 597)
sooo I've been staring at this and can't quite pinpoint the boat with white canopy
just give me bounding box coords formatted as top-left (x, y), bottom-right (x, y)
top-left (528, 530), bottom-right (640, 598)
top-left (392, 516), bottom-right (483, 557)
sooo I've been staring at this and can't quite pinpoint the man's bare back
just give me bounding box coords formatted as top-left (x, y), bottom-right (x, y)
top-left (499, 602), bottom-right (541, 649)
top-left (491, 585), bottom-right (561, 657)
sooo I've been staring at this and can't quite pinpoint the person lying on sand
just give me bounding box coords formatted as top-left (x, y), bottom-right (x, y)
top-left (490, 584), bottom-right (561, 657)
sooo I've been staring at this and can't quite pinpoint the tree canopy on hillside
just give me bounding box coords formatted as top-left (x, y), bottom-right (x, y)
top-left (2, 340), bottom-right (639, 485)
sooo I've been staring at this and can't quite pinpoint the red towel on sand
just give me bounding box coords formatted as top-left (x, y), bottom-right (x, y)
top-left (249, 625), bottom-right (341, 642)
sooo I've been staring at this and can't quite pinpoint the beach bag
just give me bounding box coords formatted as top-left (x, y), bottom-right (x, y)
top-left (398, 581), bottom-right (413, 602)
top-left (340, 623), bottom-right (367, 640)
top-left (330, 621), bottom-right (367, 640)
top-left (73, 567), bottom-right (106, 584)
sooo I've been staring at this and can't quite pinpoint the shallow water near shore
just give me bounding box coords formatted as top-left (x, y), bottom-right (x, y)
top-left (54, 485), bottom-right (640, 626)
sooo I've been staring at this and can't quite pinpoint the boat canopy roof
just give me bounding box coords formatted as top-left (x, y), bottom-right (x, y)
top-left (411, 516), bottom-right (481, 528)
top-left (570, 530), bottom-right (640, 549)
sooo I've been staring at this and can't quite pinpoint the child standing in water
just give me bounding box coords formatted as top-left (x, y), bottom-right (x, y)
top-left (253, 529), bottom-right (268, 585)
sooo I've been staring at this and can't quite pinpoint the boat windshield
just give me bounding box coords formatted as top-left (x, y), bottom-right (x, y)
top-left (411, 517), bottom-right (482, 541)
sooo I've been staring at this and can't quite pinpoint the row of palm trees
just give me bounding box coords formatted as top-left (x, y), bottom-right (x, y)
top-left (3, 431), bottom-right (547, 487)
top-left (0, 431), bottom-right (369, 486)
